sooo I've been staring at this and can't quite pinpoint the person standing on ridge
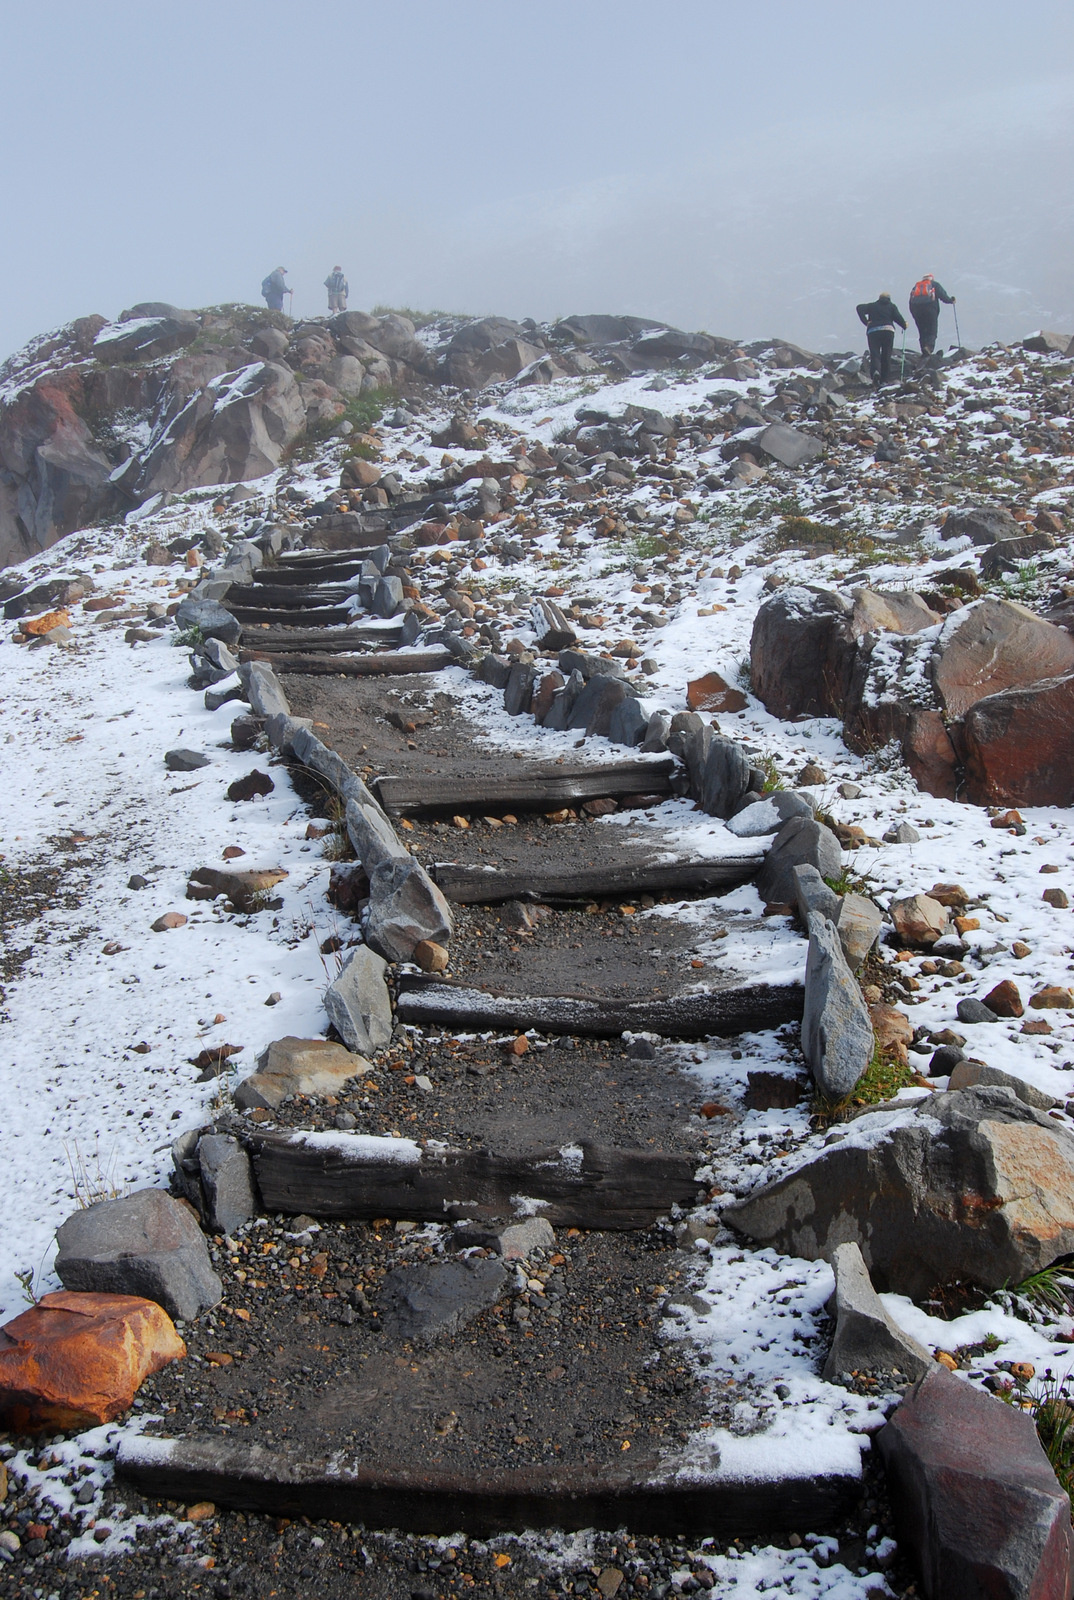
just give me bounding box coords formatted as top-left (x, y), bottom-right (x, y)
top-left (856, 291), bottom-right (907, 387)
top-left (324, 266), bottom-right (348, 313)
top-left (908, 273), bottom-right (956, 356)
top-left (261, 267), bottom-right (289, 313)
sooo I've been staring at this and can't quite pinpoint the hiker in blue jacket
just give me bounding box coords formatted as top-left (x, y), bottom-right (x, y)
top-left (324, 266), bottom-right (348, 313)
top-left (261, 267), bottom-right (289, 313)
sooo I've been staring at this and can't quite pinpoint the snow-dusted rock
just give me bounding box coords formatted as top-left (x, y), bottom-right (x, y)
top-left (324, 946), bottom-right (393, 1055)
top-left (756, 815), bottom-right (842, 907)
top-left (55, 1190), bottom-right (222, 1322)
top-left (365, 855), bottom-right (454, 965)
top-left (801, 911), bottom-right (874, 1101)
top-left (822, 1242), bottom-right (933, 1383)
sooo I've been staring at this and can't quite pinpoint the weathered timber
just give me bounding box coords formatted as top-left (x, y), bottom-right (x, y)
top-left (117, 1435), bottom-right (860, 1537)
top-left (375, 758), bottom-right (677, 818)
top-left (243, 1134), bottom-right (699, 1229)
top-left (251, 562), bottom-right (367, 585)
top-left (226, 603), bottom-right (355, 627)
top-left (226, 584), bottom-right (354, 608)
top-left (237, 624), bottom-right (404, 654)
top-left (238, 648), bottom-right (454, 675)
top-left (395, 975), bottom-right (805, 1038)
top-left (433, 854), bottom-right (762, 905)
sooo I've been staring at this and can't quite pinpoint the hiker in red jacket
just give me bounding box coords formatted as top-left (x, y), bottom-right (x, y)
top-left (908, 274), bottom-right (956, 356)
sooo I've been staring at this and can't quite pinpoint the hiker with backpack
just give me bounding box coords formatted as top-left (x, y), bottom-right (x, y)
top-left (324, 266), bottom-right (348, 313)
top-left (855, 292), bottom-right (908, 387)
top-left (908, 274), bottom-right (956, 356)
top-left (261, 267), bottom-right (290, 313)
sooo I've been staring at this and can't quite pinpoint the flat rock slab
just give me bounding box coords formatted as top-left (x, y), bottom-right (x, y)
top-left (117, 1433), bottom-right (858, 1538)
top-left (244, 1132), bottom-right (701, 1229)
top-left (378, 1258), bottom-right (507, 1343)
top-left (396, 974), bottom-right (804, 1040)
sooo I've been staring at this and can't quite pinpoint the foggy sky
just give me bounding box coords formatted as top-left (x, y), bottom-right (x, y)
top-left (1, 0), bottom-right (1072, 361)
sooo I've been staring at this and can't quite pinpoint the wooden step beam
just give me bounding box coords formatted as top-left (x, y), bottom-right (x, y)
top-left (117, 1435), bottom-right (860, 1538)
top-left (243, 1134), bottom-right (699, 1230)
top-left (432, 854), bottom-right (762, 905)
top-left (395, 975), bottom-right (804, 1039)
top-left (226, 603), bottom-right (356, 626)
top-left (226, 584), bottom-right (354, 608)
top-left (375, 758), bottom-right (677, 818)
top-left (239, 647), bottom-right (454, 675)
top-left (238, 624), bottom-right (404, 654)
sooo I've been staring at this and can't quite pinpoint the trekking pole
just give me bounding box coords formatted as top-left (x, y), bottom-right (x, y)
top-left (288, 289), bottom-right (294, 320)
top-left (900, 326), bottom-right (907, 382)
top-left (953, 302), bottom-right (962, 352)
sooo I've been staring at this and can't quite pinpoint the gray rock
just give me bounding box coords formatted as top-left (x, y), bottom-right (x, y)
top-left (823, 1242), bottom-right (934, 1383)
top-left (567, 673), bottom-right (638, 738)
top-left (956, 997), bottom-right (1000, 1025)
top-left (497, 1217), bottom-right (556, 1260)
top-left (372, 575), bottom-right (404, 618)
top-left (164, 748), bottom-right (210, 772)
top-left (929, 1044), bottom-right (965, 1076)
top-left (137, 361), bottom-right (306, 499)
top-left (941, 506), bottom-right (1020, 546)
top-left (204, 675), bottom-right (244, 711)
top-left (324, 945), bottom-right (393, 1055)
top-left (174, 596), bottom-right (242, 647)
top-left (504, 661), bottom-right (537, 716)
top-left (344, 797), bottom-right (407, 872)
top-left (793, 863), bottom-right (841, 926)
top-left (543, 669), bottom-right (585, 731)
top-left (883, 821), bottom-right (921, 844)
top-left (377, 1257), bottom-right (507, 1343)
top-left (557, 648), bottom-right (626, 682)
top-left (477, 653), bottom-right (512, 690)
top-left (754, 422), bottom-right (824, 469)
top-left (756, 815), bottom-right (842, 906)
top-left (726, 790), bottom-right (812, 837)
top-left (802, 911), bottom-right (874, 1101)
top-left (836, 893), bottom-right (883, 969)
top-left (55, 1189), bottom-right (222, 1322)
top-left (365, 855), bottom-right (454, 964)
top-left (948, 1059), bottom-right (1059, 1111)
top-left (699, 735), bottom-right (751, 818)
top-left (608, 695), bottom-right (649, 747)
top-left (723, 1086), bottom-right (1074, 1297)
top-left (640, 710), bottom-right (671, 753)
top-left (239, 660), bottom-right (290, 719)
top-left (838, 782), bottom-right (862, 799)
top-left (290, 728), bottom-right (379, 812)
top-left (196, 1135), bottom-right (257, 1235)
top-left (265, 712), bottom-right (313, 755)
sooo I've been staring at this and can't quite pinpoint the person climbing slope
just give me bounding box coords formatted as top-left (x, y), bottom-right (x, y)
top-left (856, 291), bottom-right (907, 387)
top-left (324, 266), bottom-right (349, 313)
top-left (261, 267), bottom-right (290, 313)
top-left (908, 273), bottom-right (956, 356)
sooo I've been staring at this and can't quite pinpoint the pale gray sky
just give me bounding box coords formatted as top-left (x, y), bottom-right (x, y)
top-left (2, 0), bottom-right (1072, 358)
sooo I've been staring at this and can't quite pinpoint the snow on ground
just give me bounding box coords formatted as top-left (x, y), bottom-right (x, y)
top-left (2, 339), bottom-right (1074, 1588)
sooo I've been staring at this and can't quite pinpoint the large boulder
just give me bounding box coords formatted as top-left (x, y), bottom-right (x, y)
top-left (752, 422), bottom-right (824, 469)
top-left (878, 1366), bottom-right (1074, 1600)
top-left (136, 361), bottom-right (306, 496)
top-left (93, 311), bottom-right (199, 364)
top-left (750, 587), bottom-right (856, 719)
top-left (941, 505), bottom-right (1020, 545)
top-left (723, 1086), bottom-right (1074, 1297)
top-left (933, 599), bottom-right (1074, 720)
top-left (0, 1291), bottom-right (185, 1433)
top-left (0, 371), bottom-right (119, 567)
top-left (554, 314), bottom-right (664, 346)
top-left (55, 1189), bottom-right (222, 1321)
top-left (801, 912), bottom-right (874, 1101)
top-left (174, 595), bottom-right (242, 646)
top-left (960, 672), bottom-right (1074, 807)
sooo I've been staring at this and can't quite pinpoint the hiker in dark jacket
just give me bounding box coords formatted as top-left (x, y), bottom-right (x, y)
top-left (261, 267), bottom-right (289, 313)
top-left (324, 266), bottom-right (348, 313)
top-left (856, 292), bottom-right (907, 386)
top-left (908, 274), bottom-right (956, 355)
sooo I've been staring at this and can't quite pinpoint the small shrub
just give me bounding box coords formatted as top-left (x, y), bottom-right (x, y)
top-left (814, 1040), bottom-right (923, 1124)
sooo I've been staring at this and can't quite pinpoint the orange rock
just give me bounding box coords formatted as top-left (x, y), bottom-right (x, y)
top-left (1022, 1019), bottom-right (1053, 1035)
top-left (413, 940), bottom-right (449, 973)
top-left (929, 883), bottom-right (969, 909)
top-left (935, 1350), bottom-right (959, 1371)
top-left (1043, 888), bottom-right (1070, 909)
top-left (151, 912), bottom-right (188, 932)
top-left (983, 979), bottom-right (1024, 1018)
top-left (508, 1036), bottom-right (529, 1056)
top-left (953, 915), bottom-right (980, 935)
top-left (0, 1291), bottom-right (184, 1433)
top-left (686, 671), bottom-right (748, 714)
top-left (23, 609), bottom-right (70, 636)
top-left (1030, 986), bottom-right (1074, 1010)
top-left (870, 1003), bottom-right (913, 1052)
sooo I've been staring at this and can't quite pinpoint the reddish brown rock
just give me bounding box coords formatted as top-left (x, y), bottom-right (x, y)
top-left (870, 1004), bottom-right (913, 1061)
top-left (1030, 986), bottom-right (1074, 1010)
top-left (532, 670), bottom-right (565, 725)
top-left (0, 1291), bottom-right (185, 1433)
top-left (413, 940), bottom-right (449, 973)
top-left (686, 672), bottom-right (748, 714)
top-left (934, 599), bottom-right (1074, 721)
top-left (226, 770), bottom-right (275, 803)
top-left (878, 1366), bottom-right (1074, 1600)
top-left (983, 979), bottom-right (1024, 1018)
top-left (961, 673), bottom-right (1074, 808)
top-left (1043, 888), bottom-right (1071, 909)
top-left (151, 912), bottom-right (187, 932)
top-left (749, 586), bottom-right (856, 720)
top-left (903, 708), bottom-right (958, 800)
top-left (891, 893), bottom-right (947, 947)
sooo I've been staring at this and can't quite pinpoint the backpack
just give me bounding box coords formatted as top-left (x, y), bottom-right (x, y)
top-left (911, 276), bottom-right (936, 301)
top-left (261, 274), bottom-right (275, 297)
